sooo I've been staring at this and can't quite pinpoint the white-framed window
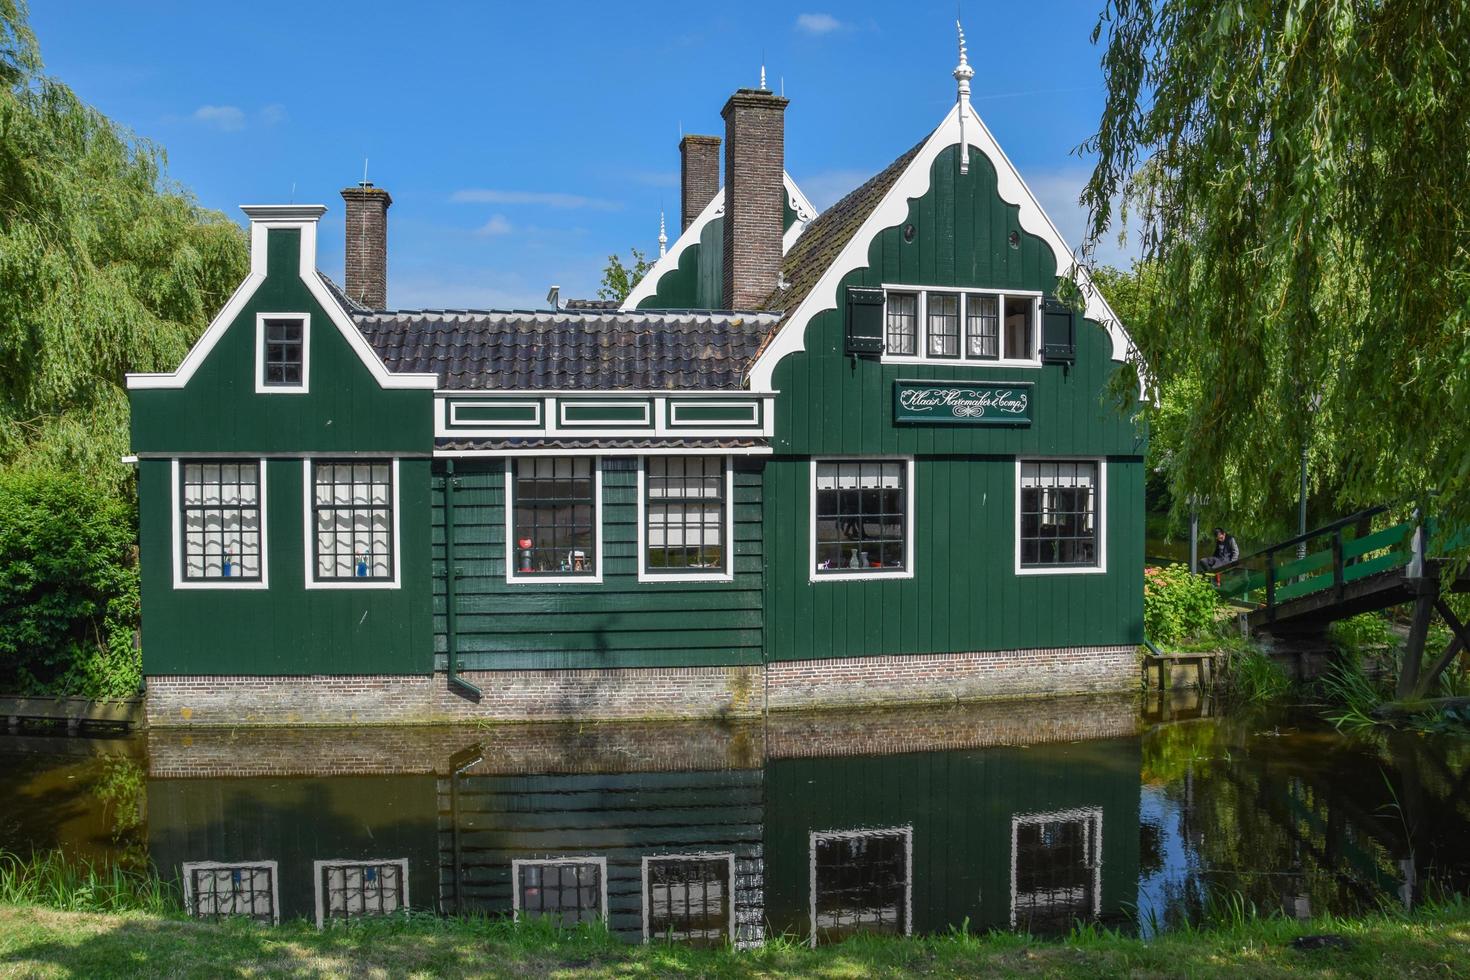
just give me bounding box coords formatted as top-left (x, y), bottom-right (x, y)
top-left (303, 459), bottom-right (401, 588)
top-left (638, 456), bottom-right (733, 582)
top-left (511, 857), bottom-right (608, 926)
top-left (641, 853), bottom-right (735, 946)
top-left (313, 858), bottom-right (409, 928)
top-left (808, 827), bottom-right (912, 947)
top-left (254, 313), bottom-right (310, 393)
top-left (171, 459), bottom-right (268, 590)
top-left (1015, 458), bottom-right (1106, 574)
top-left (506, 457), bottom-right (602, 583)
top-left (1010, 808), bottom-right (1103, 932)
top-left (880, 285), bottom-right (1041, 366)
top-left (182, 860), bottom-right (279, 924)
top-left (810, 459), bottom-right (914, 581)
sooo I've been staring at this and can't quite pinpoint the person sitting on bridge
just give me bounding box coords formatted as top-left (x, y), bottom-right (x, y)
top-left (1199, 527), bottom-right (1239, 571)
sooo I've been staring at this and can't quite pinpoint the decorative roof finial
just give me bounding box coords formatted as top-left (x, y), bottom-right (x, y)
top-left (658, 210), bottom-right (668, 257)
top-left (954, 20), bottom-right (974, 175)
top-left (760, 63), bottom-right (767, 91)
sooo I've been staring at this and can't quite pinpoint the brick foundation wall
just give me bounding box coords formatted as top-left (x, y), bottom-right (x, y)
top-left (144, 646), bottom-right (1138, 729)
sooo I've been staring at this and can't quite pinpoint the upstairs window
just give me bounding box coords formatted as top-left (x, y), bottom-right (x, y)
top-left (813, 460), bottom-right (910, 577)
top-left (1018, 460), bottom-right (1102, 571)
top-left (255, 314), bottom-right (308, 392)
top-left (926, 293), bottom-right (960, 358)
top-left (311, 461), bottom-right (395, 582)
top-left (966, 294), bottom-right (1000, 359)
top-left (643, 457), bottom-right (728, 577)
top-left (179, 461), bottom-right (262, 582)
top-left (510, 457), bottom-right (598, 579)
top-left (879, 288), bottom-right (1039, 364)
top-left (885, 292), bottom-right (918, 355)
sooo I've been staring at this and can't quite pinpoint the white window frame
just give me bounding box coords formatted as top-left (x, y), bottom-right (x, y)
top-left (637, 456), bottom-right (735, 583)
top-left (511, 856), bottom-right (609, 923)
top-left (311, 857), bottom-right (409, 928)
top-left (505, 457), bottom-right (604, 584)
top-left (1009, 808), bottom-right (1103, 930)
top-left (808, 826), bottom-right (913, 948)
top-left (302, 458), bottom-right (403, 590)
top-left (879, 284), bottom-right (1042, 368)
top-left (640, 852), bottom-right (736, 944)
top-left (171, 458), bottom-right (270, 590)
top-left (1014, 457), bottom-right (1107, 576)
top-left (181, 859), bottom-right (280, 924)
top-left (809, 457), bottom-right (916, 583)
top-left (254, 312), bottom-right (311, 393)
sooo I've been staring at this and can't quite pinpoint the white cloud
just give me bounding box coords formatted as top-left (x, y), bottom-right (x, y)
top-left (477, 214), bottom-right (513, 236)
top-left (795, 12), bottom-right (844, 35)
top-left (259, 104), bottom-right (287, 126)
top-left (794, 169), bottom-right (872, 211)
top-left (192, 105), bottom-right (246, 132)
top-left (449, 189), bottom-right (622, 211)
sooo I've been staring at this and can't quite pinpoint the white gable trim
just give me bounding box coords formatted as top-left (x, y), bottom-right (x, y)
top-left (126, 208), bottom-right (437, 392)
top-left (621, 172), bottom-right (818, 312)
top-left (746, 104), bottom-right (1144, 397)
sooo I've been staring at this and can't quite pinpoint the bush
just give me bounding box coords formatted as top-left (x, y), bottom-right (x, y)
top-left (0, 470), bottom-right (140, 698)
top-left (1328, 613), bottom-right (1393, 653)
top-left (1144, 565), bottom-right (1221, 645)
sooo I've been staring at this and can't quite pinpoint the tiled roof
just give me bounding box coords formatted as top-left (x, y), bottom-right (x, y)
top-left (352, 309), bottom-right (780, 391)
top-left (436, 437), bottom-right (766, 452)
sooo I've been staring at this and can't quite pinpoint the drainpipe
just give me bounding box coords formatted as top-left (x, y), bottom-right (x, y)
top-left (443, 460), bottom-right (481, 699)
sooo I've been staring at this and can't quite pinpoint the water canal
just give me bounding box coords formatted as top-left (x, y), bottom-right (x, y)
top-left (3, 693), bottom-right (1468, 945)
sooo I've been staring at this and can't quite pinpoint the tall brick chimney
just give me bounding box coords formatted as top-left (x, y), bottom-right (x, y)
top-left (721, 88), bottom-right (788, 310)
top-left (679, 135), bottom-right (721, 232)
top-left (340, 182), bottom-right (392, 309)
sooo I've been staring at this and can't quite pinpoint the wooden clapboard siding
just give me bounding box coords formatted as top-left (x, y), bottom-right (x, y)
top-left (433, 459), bottom-right (764, 670)
top-left (764, 143), bottom-right (1145, 662)
top-left (438, 769), bottom-right (763, 940)
top-left (761, 739), bottom-right (1141, 939)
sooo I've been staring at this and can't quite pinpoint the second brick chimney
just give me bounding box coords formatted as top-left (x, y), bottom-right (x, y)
top-left (340, 182), bottom-right (392, 309)
top-left (679, 135), bottom-right (721, 232)
top-left (721, 87), bottom-right (788, 311)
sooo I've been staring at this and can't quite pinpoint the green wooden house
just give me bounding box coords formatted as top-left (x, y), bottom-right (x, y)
top-left (127, 35), bottom-right (1146, 727)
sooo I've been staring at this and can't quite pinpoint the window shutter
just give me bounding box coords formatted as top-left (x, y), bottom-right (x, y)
top-left (1041, 296), bottom-right (1076, 363)
top-left (845, 287), bottom-right (885, 355)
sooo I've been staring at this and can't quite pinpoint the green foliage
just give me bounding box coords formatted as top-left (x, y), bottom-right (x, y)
top-left (0, 470), bottom-right (140, 698)
top-left (1329, 613), bottom-right (1394, 655)
top-left (0, 1), bottom-right (248, 497)
top-left (596, 247), bottom-right (651, 303)
top-left (1082, 3), bottom-right (1470, 552)
top-left (1320, 658), bottom-right (1384, 732)
top-left (0, 850), bottom-right (176, 915)
top-left (1143, 565), bottom-right (1220, 644)
top-left (1225, 648), bottom-right (1291, 704)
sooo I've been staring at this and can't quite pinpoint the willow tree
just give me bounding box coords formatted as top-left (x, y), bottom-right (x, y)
top-left (0, 0), bottom-right (247, 494)
top-left (1082, 1), bottom-right (1470, 546)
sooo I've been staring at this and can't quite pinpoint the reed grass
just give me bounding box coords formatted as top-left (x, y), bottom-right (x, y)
top-left (0, 850), bottom-right (177, 916)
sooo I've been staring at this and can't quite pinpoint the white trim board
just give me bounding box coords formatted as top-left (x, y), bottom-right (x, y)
top-left (746, 102), bottom-right (1144, 396)
top-left (1009, 808), bottom-right (1103, 930)
top-left (504, 458), bottom-right (605, 584)
top-left (808, 827), bottom-right (913, 948)
top-left (171, 458), bottom-right (270, 591)
top-left (510, 856), bottom-right (609, 923)
top-left (435, 446), bottom-right (772, 459)
top-left (640, 852), bottom-right (737, 945)
top-left (301, 458), bottom-right (403, 590)
top-left (253, 312), bottom-right (311, 394)
top-left (808, 457), bottom-right (916, 583)
top-left (312, 857), bottom-right (411, 929)
top-left (1014, 457), bottom-right (1108, 576)
top-left (181, 860), bottom-right (280, 924)
top-left (637, 455), bottom-right (736, 583)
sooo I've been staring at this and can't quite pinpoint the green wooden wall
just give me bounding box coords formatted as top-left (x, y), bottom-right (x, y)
top-left (762, 143), bottom-right (1145, 660)
top-left (148, 775), bottom-right (440, 923)
top-left (762, 738), bottom-right (1142, 939)
top-left (441, 768), bottom-right (764, 941)
top-left (432, 459), bottom-right (764, 670)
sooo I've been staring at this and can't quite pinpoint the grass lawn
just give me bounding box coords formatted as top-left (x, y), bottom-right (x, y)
top-left (1, 901), bottom-right (1469, 979)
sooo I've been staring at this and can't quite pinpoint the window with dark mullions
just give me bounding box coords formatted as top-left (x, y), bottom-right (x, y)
top-left (517, 861), bottom-right (603, 926)
top-left (885, 292), bottom-right (917, 355)
top-left (262, 318), bottom-right (304, 386)
top-left (180, 461), bottom-right (261, 580)
top-left (646, 856), bottom-right (731, 946)
top-left (645, 457), bottom-right (726, 573)
top-left (512, 457), bottom-right (597, 576)
top-left (926, 292), bottom-right (959, 357)
top-left (311, 462), bottom-right (394, 580)
top-left (1019, 460), bottom-right (1099, 568)
top-left (814, 461), bottom-right (907, 574)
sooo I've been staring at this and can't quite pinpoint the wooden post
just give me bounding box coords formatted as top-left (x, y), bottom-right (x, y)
top-left (1332, 531), bottom-right (1345, 602)
top-left (1396, 590), bottom-right (1436, 700)
top-left (1414, 599), bottom-right (1470, 700)
top-left (1266, 551), bottom-right (1277, 621)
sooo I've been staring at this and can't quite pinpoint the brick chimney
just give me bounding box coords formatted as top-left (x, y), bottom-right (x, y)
top-left (679, 134), bottom-right (721, 232)
top-left (340, 182), bottom-right (392, 309)
top-left (721, 88), bottom-right (788, 311)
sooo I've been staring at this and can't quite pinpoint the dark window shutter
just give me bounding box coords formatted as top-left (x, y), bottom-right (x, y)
top-left (1042, 296), bottom-right (1076, 363)
top-left (845, 287), bottom-right (885, 355)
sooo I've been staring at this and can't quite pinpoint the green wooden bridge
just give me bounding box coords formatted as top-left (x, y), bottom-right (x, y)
top-left (1217, 506), bottom-right (1470, 700)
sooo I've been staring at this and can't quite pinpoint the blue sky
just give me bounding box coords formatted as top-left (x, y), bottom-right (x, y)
top-left (32, 1), bottom-right (1130, 309)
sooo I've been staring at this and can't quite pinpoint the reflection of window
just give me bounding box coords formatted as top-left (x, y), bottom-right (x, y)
top-left (886, 292), bottom-right (918, 355)
top-left (1019, 460), bottom-right (1100, 569)
top-left (644, 457), bottom-right (726, 575)
top-left (314, 859), bottom-right (409, 927)
top-left (511, 457), bottom-right (598, 578)
top-left (643, 854), bottom-right (733, 946)
top-left (312, 461), bottom-right (395, 581)
top-left (182, 861), bottom-right (278, 924)
top-left (1010, 809), bottom-right (1102, 932)
top-left (927, 292), bottom-right (959, 357)
top-left (809, 828), bottom-right (912, 946)
top-left (179, 461), bottom-right (262, 581)
top-left (813, 461), bottom-right (909, 575)
top-left (513, 858), bottom-right (606, 926)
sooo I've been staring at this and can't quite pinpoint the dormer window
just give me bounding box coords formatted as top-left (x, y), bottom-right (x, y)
top-left (255, 314), bottom-right (310, 392)
top-left (879, 287), bottom-right (1040, 365)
